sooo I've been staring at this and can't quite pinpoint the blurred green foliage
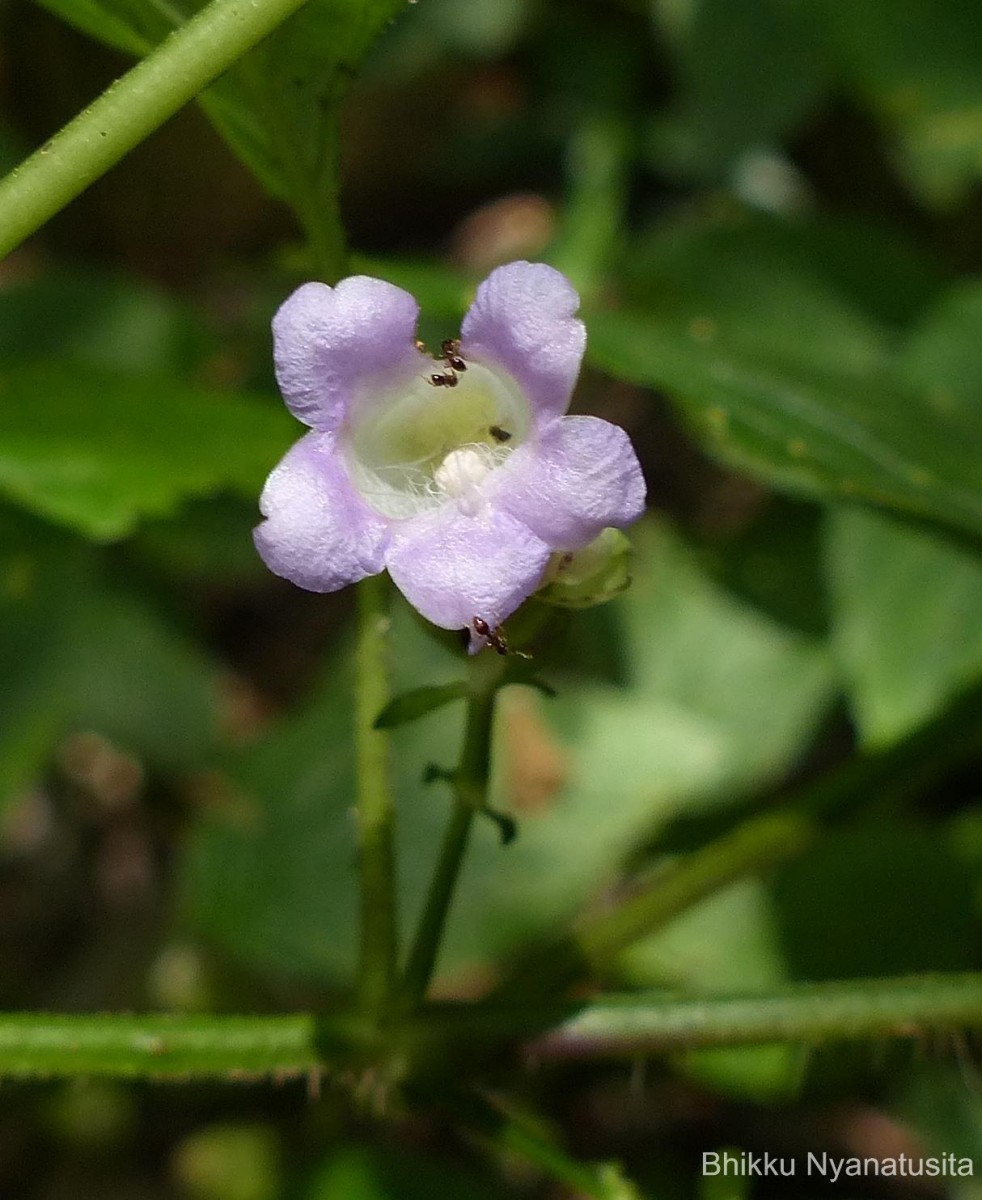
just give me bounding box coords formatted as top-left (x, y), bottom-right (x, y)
top-left (2, 0), bottom-right (982, 1194)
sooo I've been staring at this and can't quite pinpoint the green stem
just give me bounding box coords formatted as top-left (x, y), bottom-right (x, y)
top-left (402, 655), bottom-right (503, 1007)
top-left (355, 574), bottom-right (396, 1021)
top-left (575, 811), bottom-right (814, 970)
top-left (0, 0), bottom-right (316, 259)
top-left (2, 972), bottom-right (981, 1078)
top-left (525, 974), bottom-right (982, 1059)
top-left (0, 1013), bottom-right (320, 1079)
top-left (502, 811), bottom-right (814, 997)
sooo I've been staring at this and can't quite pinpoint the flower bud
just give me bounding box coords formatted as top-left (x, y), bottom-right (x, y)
top-left (536, 527), bottom-right (633, 609)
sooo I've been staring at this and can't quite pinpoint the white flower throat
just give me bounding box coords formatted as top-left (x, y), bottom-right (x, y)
top-left (345, 357), bottom-right (530, 520)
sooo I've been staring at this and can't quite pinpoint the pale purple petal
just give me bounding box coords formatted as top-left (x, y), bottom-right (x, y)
top-left (492, 415), bottom-right (646, 550)
top-left (385, 506), bottom-right (551, 630)
top-left (254, 431), bottom-right (388, 592)
top-left (460, 261), bottom-right (586, 422)
top-left (273, 277), bottom-right (421, 431)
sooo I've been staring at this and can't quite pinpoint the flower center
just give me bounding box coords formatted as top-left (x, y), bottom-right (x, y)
top-left (345, 358), bottom-right (529, 520)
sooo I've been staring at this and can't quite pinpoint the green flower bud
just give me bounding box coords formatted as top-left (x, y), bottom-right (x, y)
top-left (536, 527), bottom-right (633, 609)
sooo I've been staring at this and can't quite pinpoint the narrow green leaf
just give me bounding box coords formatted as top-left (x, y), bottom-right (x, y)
top-left (373, 683), bottom-right (468, 730)
top-left (489, 1097), bottom-right (643, 1200)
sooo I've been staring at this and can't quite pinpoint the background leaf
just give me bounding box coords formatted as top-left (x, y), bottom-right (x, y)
top-left (589, 214), bottom-right (982, 539)
top-left (0, 362), bottom-right (293, 539)
top-left (648, 0), bottom-right (830, 181)
top-left (825, 506), bottom-right (982, 748)
top-left (0, 504), bottom-right (222, 812)
top-left (34, 0), bottom-right (408, 239)
top-left (818, 0), bottom-right (982, 206)
top-left (182, 519), bottom-right (835, 985)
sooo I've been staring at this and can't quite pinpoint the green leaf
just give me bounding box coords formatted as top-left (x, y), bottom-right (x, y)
top-left (0, 510), bottom-right (90, 810)
top-left (0, 361), bottom-right (294, 539)
top-left (899, 279), bottom-right (982, 423)
top-left (825, 506), bottom-right (982, 748)
top-left (489, 1098), bottom-right (644, 1200)
top-left (373, 683), bottom-right (468, 730)
top-left (589, 217), bottom-right (982, 539)
top-left (0, 268), bottom-right (203, 374)
top-left (899, 1064), bottom-right (982, 1162)
top-left (197, 1), bottom-right (404, 222)
top-left (35, 0), bottom-right (407, 241)
top-left (820, 282), bottom-right (982, 745)
top-left (621, 209), bottom-right (947, 327)
top-left (0, 505), bottom-right (224, 811)
top-left (772, 823), bottom-right (977, 980)
top-left (66, 588), bottom-right (223, 770)
top-left (182, 658), bottom-right (358, 982)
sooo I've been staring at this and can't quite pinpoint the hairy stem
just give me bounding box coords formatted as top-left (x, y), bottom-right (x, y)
top-left (0, 0), bottom-right (315, 259)
top-left (0, 1013), bottom-right (320, 1079)
top-left (2, 972), bottom-right (981, 1078)
top-left (355, 574), bottom-right (396, 1021)
top-left (524, 974), bottom-right (982, 1059)
top-left (402, 654), bottom-right (504, 1007)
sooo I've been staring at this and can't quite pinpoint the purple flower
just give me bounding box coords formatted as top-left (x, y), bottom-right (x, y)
top-left (254, 261), bottom-right (646, 636)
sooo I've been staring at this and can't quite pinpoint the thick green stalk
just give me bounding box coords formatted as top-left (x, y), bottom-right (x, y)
top-left (0, 0), bottom-right (316, 259)
top-left (355, 574), bottom-right (396, 1021)
top-left (401, 654), bottom-right (504, 1007)
top-left (2, 973), bottom-right (981, 1078)
top-left (525, 974), bottom-right (982, 1059)
top-left (0, 1013), bottom-right (319, 1079)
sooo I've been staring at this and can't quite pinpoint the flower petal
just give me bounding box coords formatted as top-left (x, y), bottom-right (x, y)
top-left (493, 415), bottom-right (646, 549)
top-left (273, 276), bottom-right (421, 430)
top-left (254, 431), bottom-right (388, 592)
top-left (460, 261), bottom-right (586, 422)
top-left (385, 506), bottom-right (551, 630)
